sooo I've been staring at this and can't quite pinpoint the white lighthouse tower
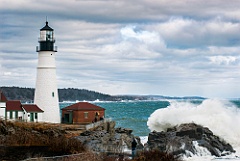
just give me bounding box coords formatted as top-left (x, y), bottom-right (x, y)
top-left (34, 21), bottom-right (60, 123)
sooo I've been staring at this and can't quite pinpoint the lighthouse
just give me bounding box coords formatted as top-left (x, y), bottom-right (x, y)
top-left (34, 21), bottom-right (60, 123)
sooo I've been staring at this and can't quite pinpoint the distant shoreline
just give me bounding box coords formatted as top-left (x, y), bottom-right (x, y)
top-left (0, 86), bottom-right (206, 103)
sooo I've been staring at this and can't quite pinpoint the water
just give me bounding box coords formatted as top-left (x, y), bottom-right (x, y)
top-left (60, 100), bottom-right (170, 136)
top-left (59, 99), bottom-right (240, 160)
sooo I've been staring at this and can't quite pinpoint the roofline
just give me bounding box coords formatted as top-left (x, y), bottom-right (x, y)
top-left (6, 110), bottom-right (24, 111)
top-left (62, 108), bottom-right (105, 111)
top-left (61, 102), bottom-right (106, 111)
top-left (22, 105), bottom-right (44, 113)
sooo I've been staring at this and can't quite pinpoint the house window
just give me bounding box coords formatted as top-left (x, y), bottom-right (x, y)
top-left (30, 113), bottom-right (34, 122)
top-left (15, 111), bottom-right (18, 119)
top-left (52, 92), bottom-right (54, 97)
top-left (10, 111), bottom-right (13, 119)
top-left (84, 112), bottom-right (88, 119)
top-left (35, 113), bottom-right (38, 119)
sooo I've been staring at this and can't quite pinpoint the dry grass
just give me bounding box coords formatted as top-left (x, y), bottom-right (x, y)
top-left (6, 120), bottom-right (62, 132)
top-left (27, 153), bottom-right (132, 161)
top-left (133, 149), bottom-right (182, 161)
top-left (47, 136), bottom-right (85, 154)
top-left (0, 119), bottom-right (86, 160)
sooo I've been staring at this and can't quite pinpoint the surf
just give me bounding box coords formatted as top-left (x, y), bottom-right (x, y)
top-left (147, 99), bottom-right (240, 159)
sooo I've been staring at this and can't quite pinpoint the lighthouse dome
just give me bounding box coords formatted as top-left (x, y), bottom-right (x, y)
top-left (40, 21), bottom-right (53, 31)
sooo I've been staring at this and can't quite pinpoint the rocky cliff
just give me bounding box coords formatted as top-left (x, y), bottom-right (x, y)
top-left (145, 123), bottom-right (235, 157)
top-left (76, 121), bottom-right (143, 154)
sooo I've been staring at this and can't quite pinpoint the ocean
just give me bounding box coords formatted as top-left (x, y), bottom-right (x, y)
top-left (60, 98), bottom-right (240, 160)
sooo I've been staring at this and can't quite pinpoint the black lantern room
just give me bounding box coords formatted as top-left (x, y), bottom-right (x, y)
top-left (36, 21), bottom-right (57, 52)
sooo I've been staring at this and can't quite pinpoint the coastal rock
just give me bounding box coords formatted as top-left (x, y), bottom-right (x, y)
top-left (145, 123), bottom-right (235, 157)
top-left (76, 121), bottom-right (143, 153)
top-left (0, 120), bottom-right (7, 135)
top-left (115, 127), bottom-right (133, 135)
top-left (0, 120), bottom-right (16, 135)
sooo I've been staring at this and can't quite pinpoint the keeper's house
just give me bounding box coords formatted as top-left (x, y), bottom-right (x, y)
top-left (6, 101), bottom-right (43, 122)
top-left (0, 91), bottom-right (43, 122)
top-left (61, 102), bottom-right (105, 124)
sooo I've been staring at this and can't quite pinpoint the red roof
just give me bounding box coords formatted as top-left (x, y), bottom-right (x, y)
top-left (6, 100), bottom-right (23, 111)
top-left (62, 102), bottom-right (105, 111)
top-left (0, 91), bottom-right (8, 102)
top-left (22, 104), bottom-right (44, 113)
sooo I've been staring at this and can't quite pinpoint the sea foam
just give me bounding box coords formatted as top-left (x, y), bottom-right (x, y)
top-left (147, 99), bottom-right (240, 158)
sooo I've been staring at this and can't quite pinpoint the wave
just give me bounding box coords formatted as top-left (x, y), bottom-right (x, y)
top-left (60, 99), bottom-right (173, 104)
top-left (147, 99), bottom-right (240, 157)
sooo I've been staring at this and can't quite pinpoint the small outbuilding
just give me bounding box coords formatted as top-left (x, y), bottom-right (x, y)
top-left (22, 104), bottom-right (44, 122)
top-left (61, 102), bottom-right (105, 124)
top-left (0, 91), bottom-right (7, 119)
top-left (0, 91), bottom-right (7, 104)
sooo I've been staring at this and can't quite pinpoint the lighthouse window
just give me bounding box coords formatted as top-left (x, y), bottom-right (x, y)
top-left (52, 92), bottom-right (54, 97)
top-left (46, 31), bottom-right (53, 41)
top-left (40, 30), bottom-right (46, 41)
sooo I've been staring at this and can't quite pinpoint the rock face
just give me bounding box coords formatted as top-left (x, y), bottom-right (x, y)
top-left (145, 123), bottom-right (235, 157)
top-left (76, 121), bottom-right (143, 153)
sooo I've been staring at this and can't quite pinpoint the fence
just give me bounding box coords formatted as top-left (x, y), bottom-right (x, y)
top-left (85, 118), bottom-right (111, 130)
top-left (23, 148), bottom-right (132, 161)
top-left (23, 152), bottom-right (101, 161)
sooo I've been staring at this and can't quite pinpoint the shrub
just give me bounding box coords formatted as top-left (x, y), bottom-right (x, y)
top-left (47, 136), bottom-right (85, 154)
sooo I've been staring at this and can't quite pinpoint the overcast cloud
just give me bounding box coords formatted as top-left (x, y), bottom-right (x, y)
top-left (1, 0), bottom-right (240, 98)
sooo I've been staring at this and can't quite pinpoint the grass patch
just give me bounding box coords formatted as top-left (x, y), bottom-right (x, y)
top-left (133, 149), bottom-right (182, 161)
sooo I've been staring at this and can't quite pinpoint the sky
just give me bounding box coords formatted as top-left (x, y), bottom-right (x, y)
top-left (1, 0), bottom-right (240, 98)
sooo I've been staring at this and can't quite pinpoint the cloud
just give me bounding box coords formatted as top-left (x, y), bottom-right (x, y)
top-left (2, 0), bottom-right (240, 98)
top-left (2, 0), bottom-right (240, 24)
top-left (208, 56), bottom-right (237, 65)
top-left (120, 26), bottom-right (166, 48)
top-left (148, 17), bottom-right (240, 48)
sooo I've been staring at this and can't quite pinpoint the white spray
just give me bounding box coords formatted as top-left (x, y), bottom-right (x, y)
top-left (147, 99), bottom-right (240, 151)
